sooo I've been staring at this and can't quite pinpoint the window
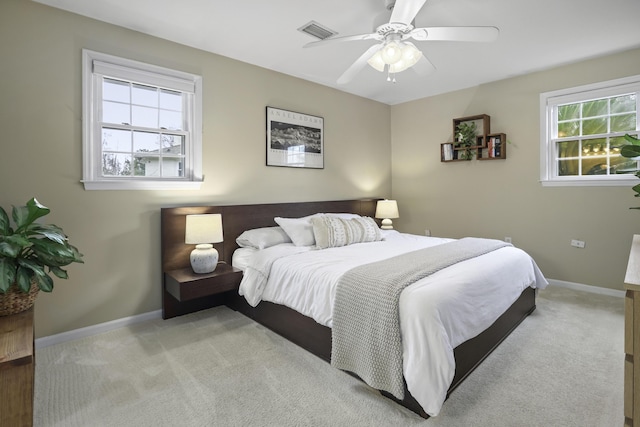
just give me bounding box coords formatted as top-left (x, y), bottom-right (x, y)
top-left (82, 50), bottom-right (202, 190)
top-left (540, 75), bottom-right (640, 186)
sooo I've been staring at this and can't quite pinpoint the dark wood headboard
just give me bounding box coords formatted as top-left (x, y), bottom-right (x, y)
top-left (160, 198), bottom-right (380, 319)
top-left (160, 198), bottom-right (381, 273)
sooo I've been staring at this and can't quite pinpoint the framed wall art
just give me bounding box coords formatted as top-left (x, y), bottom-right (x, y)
top-left (266, 106), bottom-right (324, 169)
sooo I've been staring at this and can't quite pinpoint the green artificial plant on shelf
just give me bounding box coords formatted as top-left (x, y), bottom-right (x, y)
top-left (455, 121), bottom-right (477, 160)
top-left (0, 198), bottom-right (83, 294)
top-left (620, 134), bottom-right (640, 209)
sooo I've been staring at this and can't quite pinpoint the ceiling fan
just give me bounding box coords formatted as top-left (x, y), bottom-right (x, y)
top-left (303, 0), bottom-right (499, 84)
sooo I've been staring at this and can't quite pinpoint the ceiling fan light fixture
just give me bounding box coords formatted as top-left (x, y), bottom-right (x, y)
top-left (386, 42), bottom-right (422, 73)
top-left (380, 41), bottom-right (403, 64)
top-left (367, 50), bottom-right (386, 72)
top-left (389, 59), bottom-right (408, 73)
top-left (401, 42), bottom-right (422, 64)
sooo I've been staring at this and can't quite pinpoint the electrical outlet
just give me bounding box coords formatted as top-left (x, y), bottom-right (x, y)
top-left (571, 239), bottom-right (585, 248)
top-left (504, 237), bottom-right (512, 243)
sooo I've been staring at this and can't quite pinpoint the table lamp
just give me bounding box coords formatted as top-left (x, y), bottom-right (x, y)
top-left (185, 214), bottom-right (223, 273)
top-left (375, 199), bottom-right (399, 230)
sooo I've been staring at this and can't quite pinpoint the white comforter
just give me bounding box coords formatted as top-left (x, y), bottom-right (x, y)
top-left (237, 231), bottom-right (548, 416)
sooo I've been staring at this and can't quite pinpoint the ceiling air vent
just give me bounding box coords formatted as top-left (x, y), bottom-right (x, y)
top-left (298, 21), bottom-right (337, 40)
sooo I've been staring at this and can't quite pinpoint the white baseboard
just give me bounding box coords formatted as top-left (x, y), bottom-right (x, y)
top-left (547, 279), bottom-right (625, 298)
top-left (35, 309), bottom-right (162, 349)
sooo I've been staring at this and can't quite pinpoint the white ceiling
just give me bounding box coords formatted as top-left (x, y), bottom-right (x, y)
top-left (35, 0), bottom-right (640, 105)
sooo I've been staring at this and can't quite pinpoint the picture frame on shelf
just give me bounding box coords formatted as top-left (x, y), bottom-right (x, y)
top-left (442, 143), bottom-right (454, 161)
top-left (266, 106), bottom-right (324, 169)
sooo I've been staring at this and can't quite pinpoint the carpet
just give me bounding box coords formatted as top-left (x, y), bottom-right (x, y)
top-left (34, 285), bottom-right (624, 426)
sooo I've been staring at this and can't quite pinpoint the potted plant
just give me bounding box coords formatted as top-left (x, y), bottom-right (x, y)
top-left (0, 198), bottom-right (83, 316)
top-left (619, 134), bottom-right (640, 209)
top-left (455, 121), bottom-right (477, 160)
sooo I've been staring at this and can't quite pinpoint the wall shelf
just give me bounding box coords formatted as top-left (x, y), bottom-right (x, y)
top-left (441, 115), bottom-right (506, 162)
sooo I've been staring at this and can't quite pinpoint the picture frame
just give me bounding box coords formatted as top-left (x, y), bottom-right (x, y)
top-left (266, 106), bottom-right (324, 169)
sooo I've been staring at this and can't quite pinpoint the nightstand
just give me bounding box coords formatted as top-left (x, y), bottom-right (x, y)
top-left (0, 307), bottom-right (34, 427)
top-left (165, 262), bottom-right (243, 302)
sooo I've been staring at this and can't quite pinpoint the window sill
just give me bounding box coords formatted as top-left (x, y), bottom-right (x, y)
top-left (540, 177), bottom-right (637, 187)
top-left (82, 179), bottom-right (203, 191)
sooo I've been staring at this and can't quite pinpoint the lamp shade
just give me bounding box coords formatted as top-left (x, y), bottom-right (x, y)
top-left (185, 214), bottom-right (223, 244)
top-left (380, 41), bottom-right (402, 64)
top-left (375, 199), bottom-right (399, 230)
top-left (389, 43), bottom-right (422, 73)
top-left (375, 200), bottom-right (399, 219)
top-left (367, 50), bottom-right (386, 72)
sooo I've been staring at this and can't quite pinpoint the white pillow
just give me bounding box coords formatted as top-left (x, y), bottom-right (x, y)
top-left (236, 226), bottom-right (292, 249)
top-left (312, 216), bottom-right (382, 249)
top-left (274, 215), bottom-right (318, 246)
top-left (320, 213), bottom-right (361, 219)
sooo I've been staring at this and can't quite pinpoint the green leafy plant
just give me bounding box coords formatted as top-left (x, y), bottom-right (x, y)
top-left (455, 121), bottom-right (477, 160)
top-left (620, 134), bottom-right (640, 209)
top-left (0, 198), bottom-right (83, 293)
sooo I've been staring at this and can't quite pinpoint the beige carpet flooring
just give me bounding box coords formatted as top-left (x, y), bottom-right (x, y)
top-left (34, 285), bottom-right (624, 426)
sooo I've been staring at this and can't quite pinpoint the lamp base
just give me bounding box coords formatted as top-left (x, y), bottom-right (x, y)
top-left (380, 218), bottom-right (394, 230)
top-left (190, 244), bottom-right (219, 274)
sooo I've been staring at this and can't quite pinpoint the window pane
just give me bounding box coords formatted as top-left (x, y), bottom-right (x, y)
top-left (582, 99), bottom-right (608, 118)
top-left (611, 94), bottom-right (636, 114)
top-left (582, 117), bottom-right (607, 135)
top-left (103, 101), bottom-right (130, 125)
top-left (611, 113), bottom-right (636, 132)
top-left (161, 157), bottom-right (184, 177)
top-left (614, 135), bottom-right (640, 174)
top-left (582, 138), bottom-right (607, 156)
top-left (132, 84), bottom-right (158, 108)
top-left (102, 153), bottom-right (132, 176)
top-left (159, 110), bottom-right (182, 130)
top-left (133, 156), bottom-right (158, 177)
top-left (558, 104), bottom-right (580, 121)
top-left (102, 128), bottom-right (131, 151)
top-left (132, 105), bottom-right (158, 128)
top-left (558, 159), bottom-right (579, 176)
top-left (557, 140), bottom-right (579, 159)
top-left (161, 135), bottom-right (185, 154)
top-left (582, 157), bottom-right (608, 175)
top-left (103, 78), bottom-right (129, 103)
top-left (133, 131), bottom-right (160, 153)
top-left (160, 89), bottom-right (182, 111)
top-left (558, 121), bottom-right (580, 138)
top-left (611, 156), bottom-right (637, 175)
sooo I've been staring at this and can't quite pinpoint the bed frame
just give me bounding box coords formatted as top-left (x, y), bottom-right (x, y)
top-left (161, 199), bottom-right (536, 418)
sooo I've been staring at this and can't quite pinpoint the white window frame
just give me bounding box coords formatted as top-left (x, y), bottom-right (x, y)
top-left (82, 49), bottom-right (203, 190)
top-left (540, 75), bottom-right (640, 187)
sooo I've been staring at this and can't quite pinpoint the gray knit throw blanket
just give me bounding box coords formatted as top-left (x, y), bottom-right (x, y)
top-left (331, 237), bottom-right (510, 400)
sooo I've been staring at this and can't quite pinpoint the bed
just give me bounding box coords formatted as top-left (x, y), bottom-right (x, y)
top-left (160, 199), bottom-right (547, 418)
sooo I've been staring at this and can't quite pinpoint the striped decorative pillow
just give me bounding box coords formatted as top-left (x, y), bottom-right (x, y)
top-left (311, 216), bottom-right (382, 249)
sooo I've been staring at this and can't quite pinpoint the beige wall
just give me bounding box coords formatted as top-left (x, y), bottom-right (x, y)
top-left (0, 0), bottom-right (391, 337)
top-left (3, 0), bottom-right (638, 338)
top-left (391, 47), bottom-right (640, 292)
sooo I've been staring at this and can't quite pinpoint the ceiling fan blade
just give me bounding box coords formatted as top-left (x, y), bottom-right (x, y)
top-left (389, 0), bottom-right (428, 26)
top-left (304, 33), bottom-right (380, 48)
top-left (411, 54), bottom-right (436, 75)
top-left (409, 26), bottom-right (500, 42)
top-left (337, 44), bottom-right (383, 85)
